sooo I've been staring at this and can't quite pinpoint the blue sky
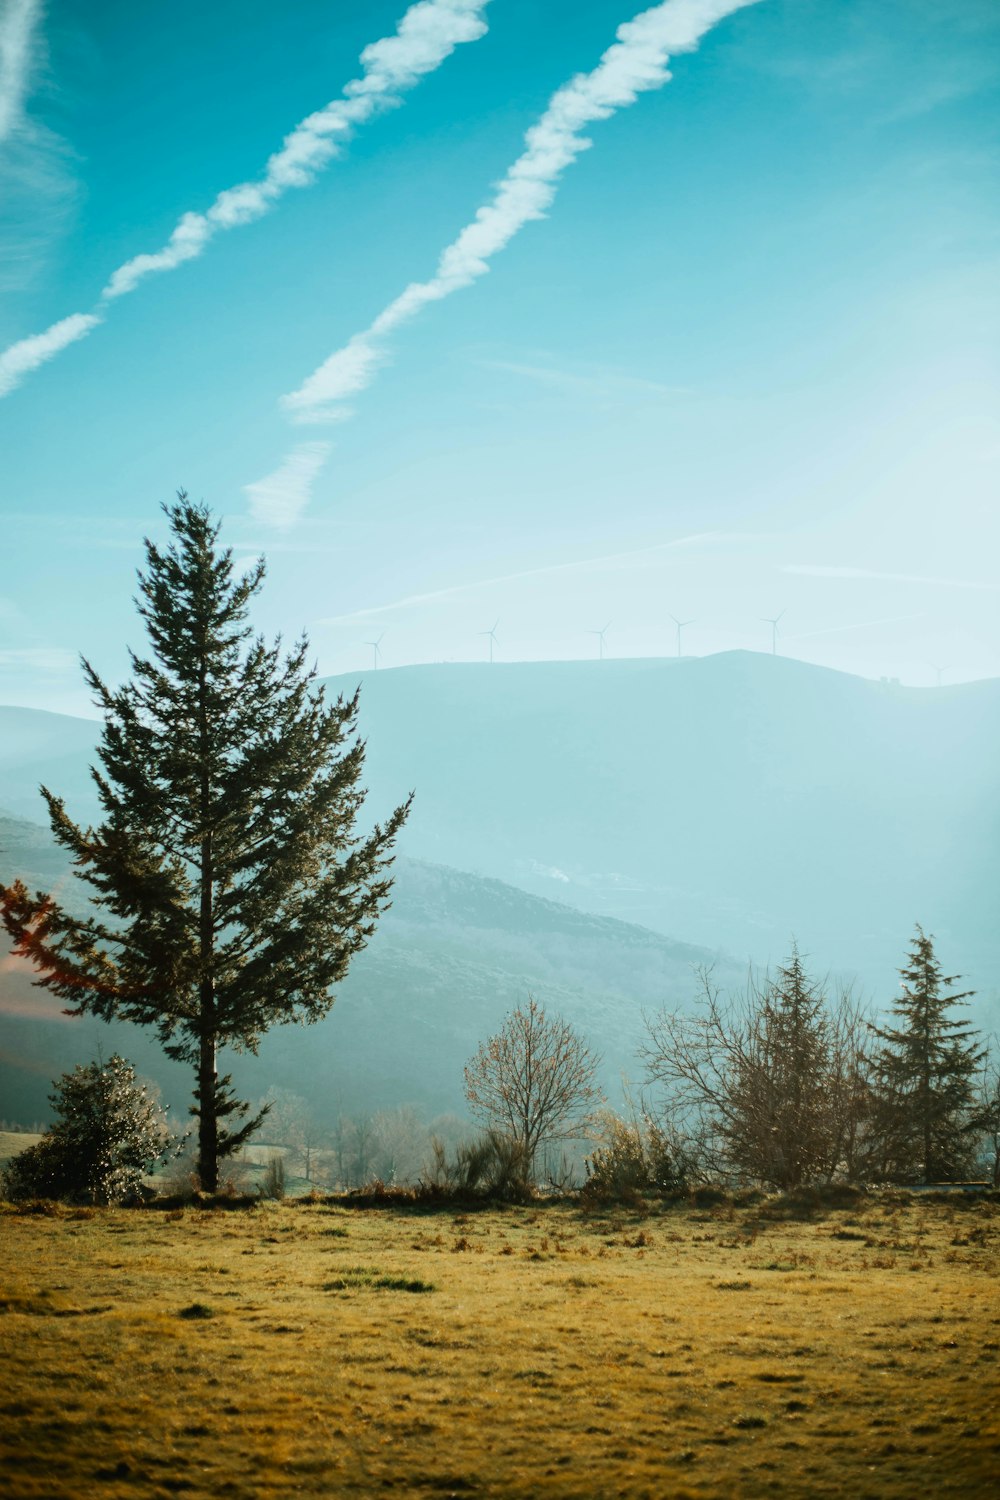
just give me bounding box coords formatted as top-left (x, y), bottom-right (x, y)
top-left (1, 0), bottom-right (998, 715)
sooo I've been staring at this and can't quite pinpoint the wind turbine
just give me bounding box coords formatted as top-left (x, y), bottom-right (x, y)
top-left (761, 610), bottom-right (785, 656)
top-left (670, 614), bottom-right (694, 659)
top-left (364, 633), bottom-right (384, 671)
top-left (589, 622), bottom-right (611, 661)
top-left (929, 663), bottom-right (950, 687)
top-left (479, 619), bottom-right (500, 664)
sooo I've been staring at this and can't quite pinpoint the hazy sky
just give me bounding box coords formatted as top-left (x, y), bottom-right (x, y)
top-left (1, 0), bottom-right (997, 716)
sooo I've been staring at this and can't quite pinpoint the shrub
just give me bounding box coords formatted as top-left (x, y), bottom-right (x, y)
top-left (1, 1136), bottom-right (68, 1203)
top-left (260, 1153), bottom-right (286, 1201)
top-left (583, 1110), bottom-right (685, 1203)
top-left (421, 1131), bottom-right (534, 1202)
top-left (0, 1055), bottom-right (178, 1206)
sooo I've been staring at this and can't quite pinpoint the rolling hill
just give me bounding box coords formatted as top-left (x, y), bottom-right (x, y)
top-left (0, 812), bottom-right (735, 1125)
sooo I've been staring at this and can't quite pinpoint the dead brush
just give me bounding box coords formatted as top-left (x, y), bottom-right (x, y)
top-left (9, 1198), bottom-right (64, 1217)
top-left (419, 1133), bottom-right (533, 1203)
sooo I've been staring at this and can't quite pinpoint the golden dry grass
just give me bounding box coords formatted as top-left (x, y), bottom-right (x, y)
top-left (1, 1192), bottom-right (998, 1498)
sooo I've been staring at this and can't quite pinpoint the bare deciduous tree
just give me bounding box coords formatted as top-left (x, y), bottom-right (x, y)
top-left (349, 1113), bottom-right (377, 1187)
top-left (256, 1088), bottom-right (327, 1182)
top-left (463, 997), bottom-right (604, 1174)
top-left (974, 1040), bottom-right (1000, 1188)
top-left (371, 1105), bottom-right (430, 1186)
top-left (825, 989), bottom-right (879, 1182)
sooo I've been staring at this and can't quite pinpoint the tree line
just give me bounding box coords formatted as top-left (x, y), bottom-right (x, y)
top-left (4, 941), bottom-right (997, 1203)
top-left (634, 935), bottom-right (997, 1194)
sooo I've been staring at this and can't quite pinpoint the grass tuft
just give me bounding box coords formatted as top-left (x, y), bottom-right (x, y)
top-left (322, 1266), bottom-right (436, 1294)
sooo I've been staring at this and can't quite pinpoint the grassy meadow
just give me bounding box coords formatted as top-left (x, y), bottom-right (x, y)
top-left (0, 1133), bottom-right (41, 1161)
top-left (1, 1191), bottom-right (998, 1499)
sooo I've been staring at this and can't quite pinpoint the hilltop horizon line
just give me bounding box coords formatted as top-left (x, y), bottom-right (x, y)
top-left (2, 648), bottom-right (997, 724)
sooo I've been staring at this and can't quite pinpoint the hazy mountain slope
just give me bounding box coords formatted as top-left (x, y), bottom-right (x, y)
top-left (0, 815), bottom-right (733, 1125)
top-left (315, 653), bottom-right (1000, 999)
top-left (0, 706), bottom-right (100, 823)
top-left (1, 651), bottom-right (996, 1012)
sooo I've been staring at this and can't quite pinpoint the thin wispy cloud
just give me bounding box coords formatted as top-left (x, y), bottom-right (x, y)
top-left (875, 57), bottom-right (998, 127)
top-left (282, 0), bottom-right (762, 424)
top-left (0, 0), bottom-right (39, 143)
top-left (244, 441), bottom-right (332, 530)
top-left (0, 0), bottom-right (492, 396)
top-left (314, 529), bottom-right (743, 625)
top-left (0, 0), bottom-right (81, 294)
top-left (0, 645), bottom-right (78, 674)
top-left (783, 564), bottom-right (999, 592)
top-left (479, 356), bottom-right (687, 400)
top-left (789, 613), bottom-right (925, 642)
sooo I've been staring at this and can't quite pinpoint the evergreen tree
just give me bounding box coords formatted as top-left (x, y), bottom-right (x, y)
top-left (1, 1054), bottom-right (175, 1205)
top-left (0, 498), bottom-right (410, 1191)
top-left (870, 927), bottom-right (983, 1184)
top-left (724, 947), bottom-right (833, 1189)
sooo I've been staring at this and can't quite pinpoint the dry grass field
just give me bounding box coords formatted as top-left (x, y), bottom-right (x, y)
top-left (1, 1191), bottom-right (998, 1499)
top-left (0, 1133), bottom-right (41, 1163)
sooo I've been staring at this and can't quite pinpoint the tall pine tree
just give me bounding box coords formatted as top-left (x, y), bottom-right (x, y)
top-left (0, 498), bottom-right (410, 1190)
top-left (870, 927), bottom-right (983, 1184)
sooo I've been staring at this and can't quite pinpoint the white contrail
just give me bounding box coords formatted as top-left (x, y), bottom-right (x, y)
top-left (245, 441), bottom-right (332, 529)
top-left (313, 530), bottom-right (740, 624)
top-left (0, 0), bottom-right (40, 143)
top-left (103, 0), bottom-right (491, 300)
top-left (0, 0), bottom-right (491, 397)
top-left (0, 312), bottom-right (101, 397)
top-left (789, 613), bottom-right (925, 642)
top-left (282, 0), bottom-right (762, 423)
top-left (783, 564), bottom-right (1000, 593)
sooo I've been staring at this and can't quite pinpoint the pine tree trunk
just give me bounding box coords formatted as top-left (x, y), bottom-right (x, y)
top-left (197, 748), bottom-right (217, 1189)
top-left (197, 658), bottom-right (217, 1193)
top-left (198, 1031), bottom-right (218, 1193)
top-left (922, 1046), bottom-right (931, 1184)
